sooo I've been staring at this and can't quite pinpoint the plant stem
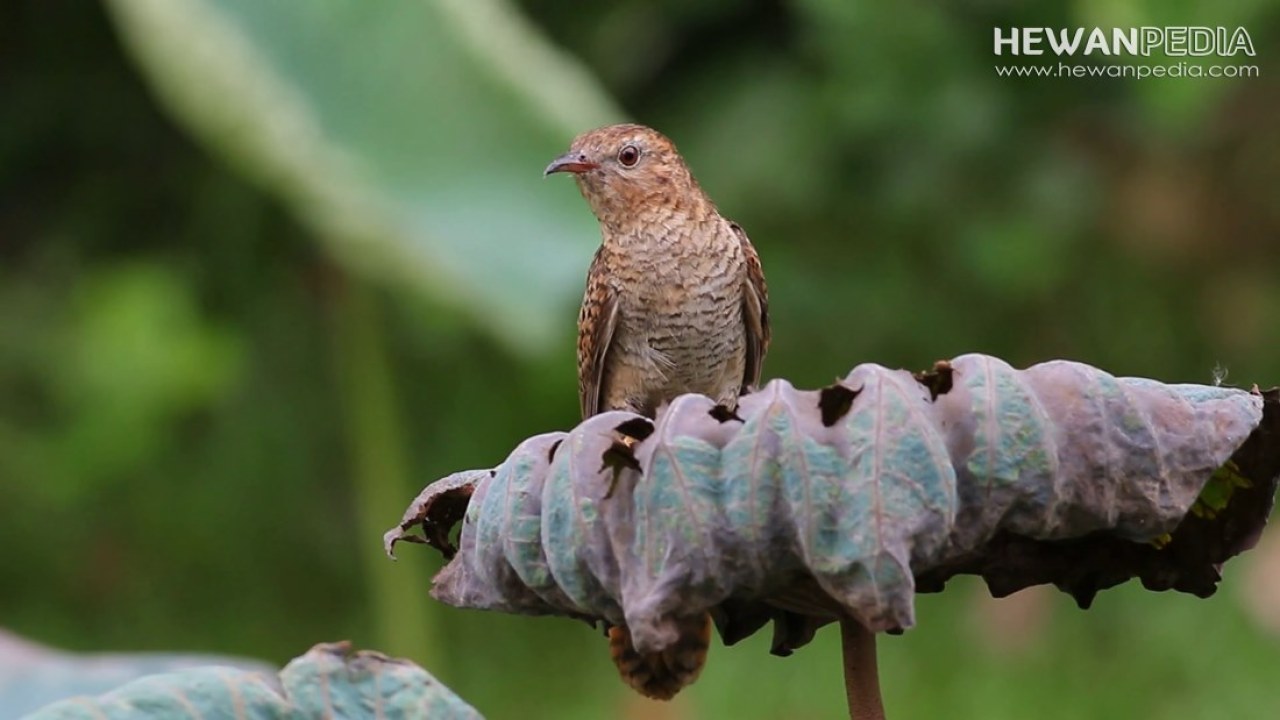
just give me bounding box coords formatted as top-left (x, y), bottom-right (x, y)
top-left (329, 272), bottom-right (436, 664)
top-left (840, 618), bottom-right (885, 720)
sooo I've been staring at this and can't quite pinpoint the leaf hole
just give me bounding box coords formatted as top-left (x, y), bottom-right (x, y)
top-left (600, 438), bottom-right (643, 475)
top-left (818, 383), bottom-right (861, 427)
top-left (600, 432), bottom-right (643, 500)
top-left (709, 404), bottom-right (743, 423)
top-left (913, 360), bottom-right (954, 401)
top-left (614, 417), bottom-right (655, 442)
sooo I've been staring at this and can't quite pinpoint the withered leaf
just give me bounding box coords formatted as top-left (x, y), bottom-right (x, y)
top-left (389, 354), bottom-right (1278, 661)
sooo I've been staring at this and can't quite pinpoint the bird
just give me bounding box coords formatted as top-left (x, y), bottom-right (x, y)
top-left (545, 123), bottom-right (770, 700)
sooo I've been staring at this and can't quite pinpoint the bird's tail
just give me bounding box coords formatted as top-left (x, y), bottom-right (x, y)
top-left (607, 613), bottom-right (712, 700)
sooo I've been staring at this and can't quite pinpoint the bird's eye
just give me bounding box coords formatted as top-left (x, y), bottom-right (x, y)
top-left (618, 145), bottom-right (640, 167)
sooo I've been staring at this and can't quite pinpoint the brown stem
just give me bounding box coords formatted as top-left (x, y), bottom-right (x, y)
top-left (840, 618), bottom-right (886, 720)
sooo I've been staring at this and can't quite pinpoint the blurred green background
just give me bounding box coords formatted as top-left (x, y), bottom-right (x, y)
top-left (2, 1), bottom-right (1279, 718)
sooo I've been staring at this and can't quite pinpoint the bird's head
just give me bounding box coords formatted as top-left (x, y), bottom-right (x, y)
top-left (544, 124), bottom-right (712, 229)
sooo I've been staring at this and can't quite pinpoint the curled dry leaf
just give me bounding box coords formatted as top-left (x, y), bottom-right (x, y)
top-left (385, 354), bottom-right (1278, 659)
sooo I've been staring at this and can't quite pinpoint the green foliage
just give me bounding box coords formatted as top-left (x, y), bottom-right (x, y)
top-left (104, 0), bottom-right (622, 351)
top-left (1194, 460), bottom-right (1253, 518)
top-left (2, 1), bottom-right (1279, 718)
top-left (0, 630), bottom-right (273, 718)
top-left (25, 642), bottom-right (480, 720)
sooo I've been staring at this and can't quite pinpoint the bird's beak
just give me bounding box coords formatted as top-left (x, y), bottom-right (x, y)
top-left (544, 152), bottom-right (598, 177)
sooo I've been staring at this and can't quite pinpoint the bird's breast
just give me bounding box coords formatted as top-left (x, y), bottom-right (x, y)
top-left (606, 229), bottom-right (747, 400)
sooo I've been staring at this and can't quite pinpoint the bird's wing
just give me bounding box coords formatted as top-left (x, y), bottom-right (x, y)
top-left (731, 221), bottom-right (770, 392)
top-left (578, 246), bottom-right (620, 418)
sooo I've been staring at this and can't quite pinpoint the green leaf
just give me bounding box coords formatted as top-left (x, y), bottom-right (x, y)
top-left (103, 0), bottom-right (624, 353)
top-left (1192, 459), bottom-right (1252, 518)
top-left (0, 629), bottom-right (273, 718)
top-left (23, 641), bottom-right (482, 720)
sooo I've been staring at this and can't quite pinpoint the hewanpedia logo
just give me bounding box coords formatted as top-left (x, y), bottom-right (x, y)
top-left (994, 27), bottom-right (1256, 57)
